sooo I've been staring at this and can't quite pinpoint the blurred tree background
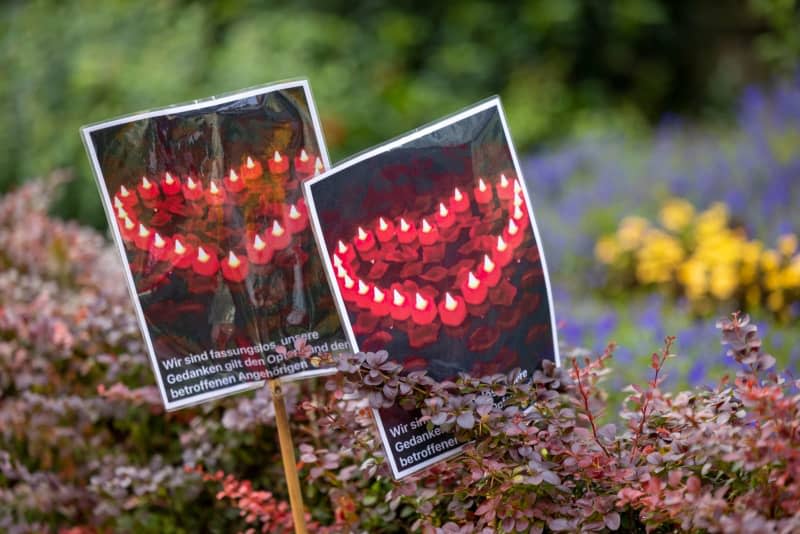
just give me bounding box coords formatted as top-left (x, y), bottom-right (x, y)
top-left (1, 0), bottom-right (798, 228)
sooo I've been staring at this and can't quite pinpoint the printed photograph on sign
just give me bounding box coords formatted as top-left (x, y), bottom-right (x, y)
top-left (81, 81), bottom-right (349, 411)
top-left (303, 98), bottom-right (559, 478)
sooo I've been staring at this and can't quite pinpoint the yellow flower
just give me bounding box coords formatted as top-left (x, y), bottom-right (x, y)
top-left (678, 258), bottom-right (707, 298)
top-left (761, 250), bottom-right (780, 272)
top-left (746, 286), bottom-right (761, 308)
top-left (595, 236), bottom-right (620, 265)
top-left (780, 259), bottom-right (800, 288)
top-left (766, 291), bottom-right (784, 312)
top-left (709, 265), bottom-right (738, 300)
top-left (659, 197), bottom-right (695, 232)
top-left (778, 234), bottom-right (798, 257)
top-left (695, 202), bottom-right (729, 237)
top-left (616, 216), bottom-right (650, 251)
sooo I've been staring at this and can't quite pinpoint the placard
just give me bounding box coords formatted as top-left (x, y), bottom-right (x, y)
top-left (303, 98), bottom-right (559, 478)
top-left (82, 80), bottom-right (349, 411)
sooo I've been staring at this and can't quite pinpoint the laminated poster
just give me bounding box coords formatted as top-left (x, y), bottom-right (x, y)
top-left (304, 98), bottom-right (560, 479)
top-left (82, 80), bottom-right (350, 411)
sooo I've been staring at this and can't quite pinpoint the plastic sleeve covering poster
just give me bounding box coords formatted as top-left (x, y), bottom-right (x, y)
top-left (304, 98), bottom-right (560, 479)
top-left (81, 81), bottom-right (349, 411)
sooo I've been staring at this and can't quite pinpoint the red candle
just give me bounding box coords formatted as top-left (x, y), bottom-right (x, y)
top-left (117, 185), bottom-right (138, 206)
top-left (150, 232), bottom-right (172, 261)
top-left (246, 233), bottom-right (273, 265)
top-left (268, 150), bottom-right (289, 174)
top-left (474, 178), bottom-right (492, 204)
top-left (354, 226), bottom-right (376, 252)
top-left (396, 218), bottom-right (417, 244)
top-left (134, 223), bottom-right (153, 250)
top-left (460, 271), bottom-right (488, 305)
top-left (371, 286), bottom-right (390, 317)
top-left (375, 217), bottom-right (396, 243)
top-left (356, 279), bottom-right (372, 308)
top-left (286, 203), bottom-right (308, 234)
top-left (493, 235), bottom-right (513, 267)
top-left (450, 187), bottom-right (470, 213)
top-left (137, 176), bottom-right (160, 201)
top-left (336, 240), bottom-right (356, 264)
top-left (192, 246), bottom-right (219, 276)
top-left (294, 149), bottom-right (315, 176)
top-left (224, 169), bottom-right (245, 193)
top-left (119, 216), bottom-right (137, 242)
top-left (390, 288), bottom-right (412, 321)
top-left (477, 254), bottom-right (501, 287)
top-left (205, 180), bottom-right (225, 206)
top-left (161, 172), bottom-right (182, 196)
top-left (240, 156), bottom-right (263, 181)
top-left (503, 217), bottom-right (524, 247)
top-left (512, 203), bottom-right (528, 225)
top-left (314, 157), bottom-right (324, 176)
top-left (221, 251), bottom-right (249, 282)
top-left (434, 202), bottom-right (455, 229)
top-left (438, 292), bottom-right (467, 327)
top-left (269, 220), bottom-right (291, 250)
top-left (340, 273), bottom-right (357, 302)
top-left (411, 292), bottom-right (438, 325)
top-left (182, 175), bottom-right (204, 200)
top-left (496, 174), bottom-right (513, 200)
top-left (171, 236), bottom-right (195, 269)
top-left (418, 218), bottom-right (439, 246)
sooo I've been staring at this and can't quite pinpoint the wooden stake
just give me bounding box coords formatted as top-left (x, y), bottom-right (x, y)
top-left (269, 379), bottom-right (308, 534)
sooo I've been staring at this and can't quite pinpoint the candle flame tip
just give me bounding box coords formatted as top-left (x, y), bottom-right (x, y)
top-left (421, 218), bottom-right (432, 233)
top-left (289, 204), bottom-right (301, 219)
top-left (174, 239), bottom-right (186, 254)
top-left (300, 149), bottom-right (309, 162)
top-left (414, 292), bottom-right (428, 310)
top-left (497, 235), bottom-right (508, 251)
top-left (445, 292), bottom-right (458, 311)
top-left (500, 174), bottom-right (509, 187)
top-left (197, 246), bottom-right (210, 262)
top-left (246, 156), bottom-right (255, 168)
top-left (454, 187), bottom-right (463, 201)
top-left (467, 271), bottom-right (480, 289)
top-left (141, 176), bottom-right (151, 188)
top-left (483, 254), bottom-right (495, 271)
top-left (229, 169), bottom-right (239, 181)
top-left (478, 178), bottom-right (487, 191)
top-left (153, 233), bottom-right (165, 248)
top-left (227, 250), bottom-right (241, 268)
top-left (253, 234), bottom-right (266, 250)
top-left (392, 289), bottom-right (405, 305)
top-left (399, 218), bottom-right (410, 232)
top-left (357, 227), bottom-right (368, 240)
top-left (373, 287), bottom-right (385, 302)
top-left (439, 203), bottom-right (448, 217)
top-left (273, 150), bottom-right (282, 162)
top-left (272, 220), bottom-right (284, 236)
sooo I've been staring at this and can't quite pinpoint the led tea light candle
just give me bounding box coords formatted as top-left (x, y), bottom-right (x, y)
top-left (269, 220), bottom-right (291, 250)
top-left (450, 187), bottom-right (470, 213)
top-left (205, 180), bottom-right (225, 206)
top-left (268, 150), bottom-right (289, 174)
top-left (294, 149), bottom-right (315, 176)
top-left (150, 232), bottom-right (172, 261)
top-left (411, 292), bottom-right (438, 325)
top-left (496, 173), bottom-right (513, 200)
top-left (119, 216), bottom-right (137, 242)
top-left (503, 217), bottom-right (524, 247)
top-left (438, 292), bottom-right (467, 327)
top-left (418, 218), bottom-right (439, 246)
top-left (192, 246), bottom-right (219, 276)
top-left (161, 172), bottom-right (182, 196)
top-left (356, 279), bottom-right (372, 308)
top-left (221, 251), bottom-right (249, 282)
top-left (171, 236), bottom-right (195, 269)
top-left (435, 202), bottom-right (455, 229)
top-left (286, 202), bottom-right (308, 234)
top-left (137, 176), bottom-right (160, 200)
top-left (240, 156), bottom-right (263, 181)
top-left (354, 227), bottom-right (376, 253)
top-left (493, 235), bottom-right (513, 267)
top-left (246, 233), bottom-right (273, 265)
top-left (474, 178), bottom-right (492, 204)
top-left (336, 240), bottom-right (356, 264)
top-left (477, 254), bottom-right (501, 287)
top-left (390, 288), bottom-right (412, 320)
top-left (182, 175), bottom-right (203, 200)
top-left (375, 217), bottom-right (396, 243)
top-left (396, 218), bottom-right (417, 244)
top-left (134, 223), bottom-right (153, 250)
top-left (224, 169), bottom-right (245, 193)
top-left (340, 273), bottom-right (357, 302)
top-left (371, 286), bottom-right (390, 317)
top-left (117, 185), bottom-right (138, 206)
top-left (460, 271), bottom-right (488, 305)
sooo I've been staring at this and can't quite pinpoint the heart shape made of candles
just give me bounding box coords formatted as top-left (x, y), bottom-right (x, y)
top-left (112, 150), bottom-right (323, 287)
top-left (331, 174), bottom-right (539, 350)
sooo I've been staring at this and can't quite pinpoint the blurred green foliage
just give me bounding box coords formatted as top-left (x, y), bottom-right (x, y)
top-left (2, 0), bottom-right (798, 227)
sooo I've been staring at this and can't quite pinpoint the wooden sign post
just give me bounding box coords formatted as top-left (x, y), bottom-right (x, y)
top-left (269, 379), bottom-right (308, 534)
